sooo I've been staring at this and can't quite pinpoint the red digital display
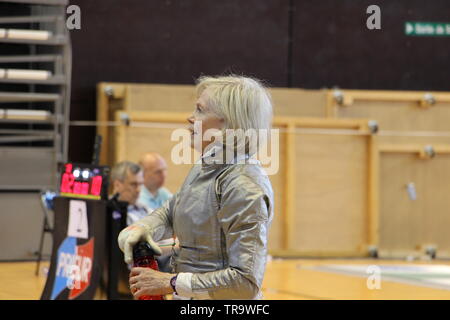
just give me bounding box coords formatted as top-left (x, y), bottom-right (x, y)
top-left (60, 163), bottom-right (107, 200)
top-left (90, 175), bottom-right (103, 196)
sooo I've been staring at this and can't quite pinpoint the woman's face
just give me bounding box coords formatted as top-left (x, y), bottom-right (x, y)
top-left (187, 89), bottom-right (224, 154)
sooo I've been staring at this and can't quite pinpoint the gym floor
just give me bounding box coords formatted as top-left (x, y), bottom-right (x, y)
top-left (1, 258), bottom-right (450, 300)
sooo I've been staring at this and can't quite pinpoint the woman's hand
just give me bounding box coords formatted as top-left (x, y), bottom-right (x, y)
top-left (118, 224), bottom-right (162, 264)
top-left (129, 267), bottom-right (174, 299)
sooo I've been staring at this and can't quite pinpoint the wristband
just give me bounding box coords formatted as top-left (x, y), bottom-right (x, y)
top-left (170, 274), bottom-right (178, 294)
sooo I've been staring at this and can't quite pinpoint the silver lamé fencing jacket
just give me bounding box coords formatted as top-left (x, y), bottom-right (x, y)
top-left (135, 149), bottom-right (274, 299)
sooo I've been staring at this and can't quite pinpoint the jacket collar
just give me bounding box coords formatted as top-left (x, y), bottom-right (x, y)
top-left (198, 142), bottom-right (260, 170)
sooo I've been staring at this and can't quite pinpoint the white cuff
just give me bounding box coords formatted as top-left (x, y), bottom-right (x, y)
top-left (175, 272), bottom-right (211, 300)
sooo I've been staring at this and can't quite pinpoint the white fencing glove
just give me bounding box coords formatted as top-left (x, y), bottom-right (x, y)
top-left (118, 223), bottom-right (162, 264)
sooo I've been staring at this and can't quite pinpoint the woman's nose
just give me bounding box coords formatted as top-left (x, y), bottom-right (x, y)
top-left (187, 115), bottom-right (194, 124)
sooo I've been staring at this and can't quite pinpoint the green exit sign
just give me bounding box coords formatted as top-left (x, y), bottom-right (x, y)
top-left (405, 22), bottom-right (450, 36)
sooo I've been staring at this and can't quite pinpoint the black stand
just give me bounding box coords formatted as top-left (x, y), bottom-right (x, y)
top-left (35, 190), bottom-right (54, 276)
top-left (105, 194), bottom-right (132, 300)
top-left (40, 197), bottom-right (108, 300)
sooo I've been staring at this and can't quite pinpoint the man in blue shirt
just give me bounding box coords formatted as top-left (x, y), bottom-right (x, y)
top-left (137, 152), bottom-right (173, 210)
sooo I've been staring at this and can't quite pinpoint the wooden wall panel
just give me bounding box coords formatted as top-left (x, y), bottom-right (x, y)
top-left (292, 133), bottom-right (369, 255)
top-left (125, 84), bottom-right (197, 113)
top-left (379, 154), bottom-right (423, 256)
top-left (269, 88), bottom-right (327, 118)
top-left (379, 152), bottom-right (450, 258)
top-left (422, 155), bottom-right (450, 257)
top-left (336, 101), bottom-right (450, 132)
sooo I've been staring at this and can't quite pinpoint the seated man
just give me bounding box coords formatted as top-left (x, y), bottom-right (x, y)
top-left (138, 152), bottom-right (172, 210)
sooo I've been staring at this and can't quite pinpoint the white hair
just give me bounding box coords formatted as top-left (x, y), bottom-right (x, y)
top-left (111, 161), bottom-right (141, 182)
top-left (196, 74), bottom-right (273, 153)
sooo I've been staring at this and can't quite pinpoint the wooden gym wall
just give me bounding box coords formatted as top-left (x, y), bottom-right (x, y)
top-left (97, 82), bottom-right (450, 258)
top-left (328, 90), bottom-right (450, 258)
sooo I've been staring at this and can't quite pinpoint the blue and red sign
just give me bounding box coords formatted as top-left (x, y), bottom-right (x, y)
top-left (41, 197), bottom-right (107, 300)
top-left (51, 237), bottom-right (95, 300)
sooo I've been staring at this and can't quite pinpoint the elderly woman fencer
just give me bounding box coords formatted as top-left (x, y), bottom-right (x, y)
top-left (118, 75), bottom-right (274, 300)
